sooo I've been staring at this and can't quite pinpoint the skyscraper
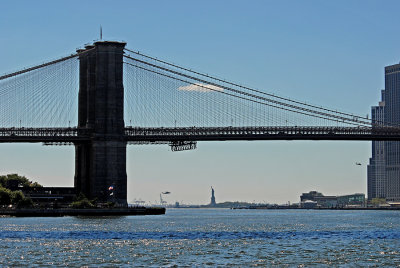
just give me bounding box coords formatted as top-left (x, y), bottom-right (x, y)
top-left (384, 64), bottom-right (400, 202)
top-left (367, 90), bottom-right (386, 200)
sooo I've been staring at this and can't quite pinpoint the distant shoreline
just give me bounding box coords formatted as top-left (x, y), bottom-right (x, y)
top-left (232, 206), bottom-right (400, 210)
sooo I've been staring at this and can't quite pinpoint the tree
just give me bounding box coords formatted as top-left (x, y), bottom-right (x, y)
top-left (371, 198), bottom-right (386, 206)
top-left (0, 187), bottom-right (12, 206)
top-left (11, 191), bottom-right (33, 208)
top-left (16, 197), bottom-right (33, 208)
top-left (11, 191), bottom-right (24, 204)
top-left (0, 174), bottom-right (42, 189)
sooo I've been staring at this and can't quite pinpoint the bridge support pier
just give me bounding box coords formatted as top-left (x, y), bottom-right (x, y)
top-left (74, 41), bottom-right (127, 205)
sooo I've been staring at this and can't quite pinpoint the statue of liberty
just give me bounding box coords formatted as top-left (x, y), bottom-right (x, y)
top-left (210, 186), bottom-right (216, 206)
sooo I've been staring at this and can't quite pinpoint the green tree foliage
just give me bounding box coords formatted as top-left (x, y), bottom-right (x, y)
top-left (0, 187), bottom-right (12, 205)
top-left (70, 193), bottom-right (95, 209)
top-left (11, 190), bottom-right (24, 204)
top-left (106, 201), bottom-right (115, 208)
top-left (16, 197), bottom-right (33, 208)
top-left (0, 187), bottom-right (34, 207)
top-left (371, 198), bottom-right (386, 206)
top-left (0, 174), bottom-right (42, 189)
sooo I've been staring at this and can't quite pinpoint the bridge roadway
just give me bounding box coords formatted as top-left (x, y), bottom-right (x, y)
top-left (1, 126), bottom-right (400, 143)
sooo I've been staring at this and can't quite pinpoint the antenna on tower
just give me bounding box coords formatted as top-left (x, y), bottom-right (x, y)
top-left (100, 25), bottom-right (103, 40)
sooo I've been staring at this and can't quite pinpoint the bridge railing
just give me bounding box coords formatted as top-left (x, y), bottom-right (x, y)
top-left (1, 126), bottom-right (400, 143)
top-left (0, 127), bottom-right (84, 137)
top-left (0, 127), bottom-right (93, 143)
top-left (125, 126), bottom-right (400, 141)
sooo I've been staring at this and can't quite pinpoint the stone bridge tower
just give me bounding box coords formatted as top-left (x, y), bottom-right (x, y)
top-left (74, 41), bottom-right (127, 205)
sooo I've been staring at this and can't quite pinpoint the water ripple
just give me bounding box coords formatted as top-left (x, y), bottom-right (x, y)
top-left (1, 229), bottom-right (400, 240)
top-left (1, 209), bottom-right (400, 266)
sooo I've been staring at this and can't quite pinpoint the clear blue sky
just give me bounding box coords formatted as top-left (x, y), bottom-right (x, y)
top-left (1, 0), bottom-right (400, 204)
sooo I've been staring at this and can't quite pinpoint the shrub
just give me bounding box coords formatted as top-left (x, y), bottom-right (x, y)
top-left (71, 198), bottom-right (95, 209)
top-left (106, 201), bottom-right (115, 208)
top-left (17, 197), bottom-right (33, 208)
top-left (71, 193), bottom-right (95, 209)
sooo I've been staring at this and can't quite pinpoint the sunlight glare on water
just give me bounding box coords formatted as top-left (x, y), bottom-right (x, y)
top-left (0, 209), bottom-right (400, 266)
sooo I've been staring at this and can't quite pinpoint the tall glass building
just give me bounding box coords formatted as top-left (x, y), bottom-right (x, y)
top-left (367, 90), bottom-right (386, 200)
top-left (384, 64), bottom-right (400, 202)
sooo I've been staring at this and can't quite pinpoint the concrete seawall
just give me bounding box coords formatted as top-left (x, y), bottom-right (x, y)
top-left (0, 207), bottom-right (165, 217)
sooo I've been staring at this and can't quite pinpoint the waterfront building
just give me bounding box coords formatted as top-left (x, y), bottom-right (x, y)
top-left (313, 195), bottom-right (337, 208)
top-left (367, 90), bottom-right (386, 200)
top-left (18, 187), bottom-right (76, 205)
top-left (384, 64), bottom-right (400, 202)
top-left (337, 194), bottom-right (365, 207)
top-left (300, 191), bottom-right (323, 202)
top-left (301, 200), bottom-right (317, 209)
top-left (300, 191), bottom-right (365, 208)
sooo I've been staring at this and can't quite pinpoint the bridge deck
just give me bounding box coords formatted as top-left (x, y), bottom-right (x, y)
top-left (125, 126), bottom-right (400, 142)
top-left (0, 128), bottom-right (89, 143)
top-left (1, 126), bottom-right (400, 143)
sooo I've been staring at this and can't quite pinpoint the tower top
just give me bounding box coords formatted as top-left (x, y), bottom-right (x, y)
top-left (77, 41), bottom-right (126, 54)
top-left (93, 40), bottom-right (126, 47)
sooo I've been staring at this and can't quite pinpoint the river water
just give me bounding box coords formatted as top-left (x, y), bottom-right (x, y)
top-left (0, 208), bottom-right (399, 266)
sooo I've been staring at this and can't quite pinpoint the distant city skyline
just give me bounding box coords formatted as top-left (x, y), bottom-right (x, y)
top-left (1, 0), bottom-right (400, 204)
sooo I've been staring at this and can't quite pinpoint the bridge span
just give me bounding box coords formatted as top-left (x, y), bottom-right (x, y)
top-left (2, 40), bottom-right (400, 204)
top-left (1, 126), bottom-right (400, 143)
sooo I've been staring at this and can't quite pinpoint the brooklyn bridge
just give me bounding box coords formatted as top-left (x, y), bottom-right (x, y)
top-left (1, 41), bottom-right (399, 204)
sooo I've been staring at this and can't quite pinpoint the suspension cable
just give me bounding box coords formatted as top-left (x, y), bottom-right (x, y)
top-left (124, 48), bottom-right (371, 123)
top-left (123, 54), bottom-right (372, 127)
top-left (0, 48), bottom-right (94, 81)
top-left (124, 61), bottom-right (367, 128)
